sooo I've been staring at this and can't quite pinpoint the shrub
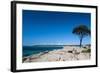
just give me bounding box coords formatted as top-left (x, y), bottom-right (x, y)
top-left (81, 49), bottom-right (91, 53)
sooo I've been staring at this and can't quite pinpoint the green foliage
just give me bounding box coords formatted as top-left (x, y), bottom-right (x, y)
top-left (72, 25), bottom-right (90, 36)
top-left (72, 25), bottom-right (90, 47)
top-left (81, 49), bottom-right (91, 53)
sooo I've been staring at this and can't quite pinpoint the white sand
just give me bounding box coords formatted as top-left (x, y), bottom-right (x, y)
top-left (23, 46), bottom-right (91, 63)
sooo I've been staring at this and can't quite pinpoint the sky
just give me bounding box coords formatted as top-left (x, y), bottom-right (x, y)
top-left (22, 10), bottom-right (91, 46)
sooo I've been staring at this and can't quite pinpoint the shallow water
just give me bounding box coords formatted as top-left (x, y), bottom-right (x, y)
top-left (23, 45), bottom-right (63, 57)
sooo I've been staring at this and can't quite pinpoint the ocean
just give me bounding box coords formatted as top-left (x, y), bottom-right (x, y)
top-left (23, 45), bottom-right (63, 57)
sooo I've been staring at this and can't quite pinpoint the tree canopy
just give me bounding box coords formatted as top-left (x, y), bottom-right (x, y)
top-left (72, 25), bottom-right (90, 47)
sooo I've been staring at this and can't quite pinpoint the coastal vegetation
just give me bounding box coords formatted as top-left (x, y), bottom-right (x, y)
top-left (81, 48), bottom-right (91, 53)
top-left (72, 25), bottom-right (90, 47)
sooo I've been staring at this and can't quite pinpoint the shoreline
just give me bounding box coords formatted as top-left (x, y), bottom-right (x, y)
top-left (23, 46), bottom-right (91, 63)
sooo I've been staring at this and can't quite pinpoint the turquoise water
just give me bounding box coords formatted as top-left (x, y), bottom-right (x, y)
top-left (23, 45), bottom-right (63, 57)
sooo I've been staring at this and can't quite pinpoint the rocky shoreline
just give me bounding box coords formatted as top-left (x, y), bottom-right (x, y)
top-left (23, 46), bottom-right (91, 63)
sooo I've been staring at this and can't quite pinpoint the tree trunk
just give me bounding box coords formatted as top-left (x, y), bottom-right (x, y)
top-left (80, 37), bottom-right (83, 47)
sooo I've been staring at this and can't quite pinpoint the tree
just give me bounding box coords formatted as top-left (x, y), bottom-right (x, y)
top-left (72, 25), bottom-right (90, 47)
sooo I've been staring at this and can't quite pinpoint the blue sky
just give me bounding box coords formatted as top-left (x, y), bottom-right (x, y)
top-left (22, 10), bottom-right (91, 46)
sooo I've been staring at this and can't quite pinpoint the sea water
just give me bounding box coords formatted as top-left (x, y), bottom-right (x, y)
top-left (23, 45), bottom-right (63, 57)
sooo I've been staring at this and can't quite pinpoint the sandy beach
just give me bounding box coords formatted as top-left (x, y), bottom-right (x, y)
top-left (23, 46), bottom-right (91, 63)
